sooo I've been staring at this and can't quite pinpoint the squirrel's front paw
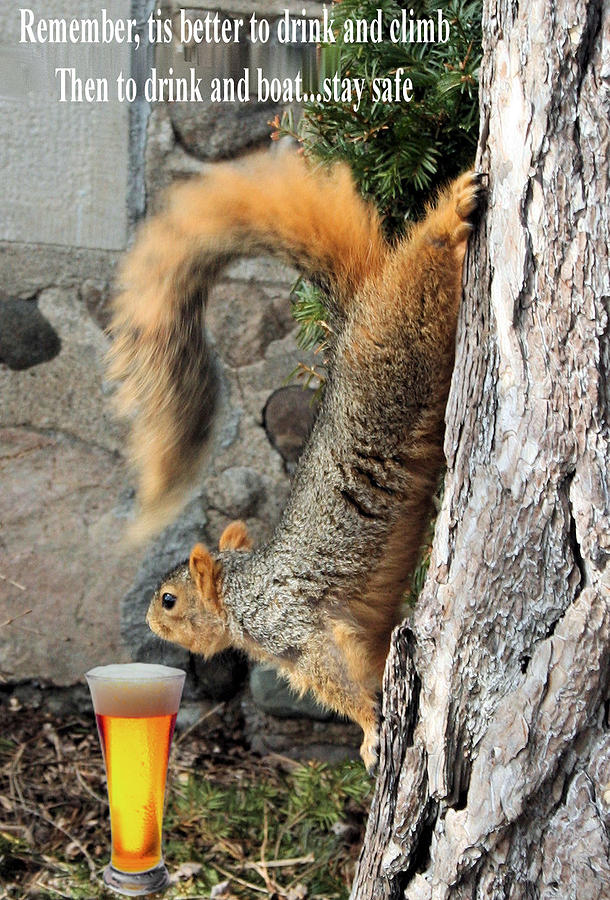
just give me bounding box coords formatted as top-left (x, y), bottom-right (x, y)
top-left (447, 171), bottom-right (485, 253)
top-left (422, 171), bottom-right (483, 260)
top-left (451, 170), bottom-right (483, 227)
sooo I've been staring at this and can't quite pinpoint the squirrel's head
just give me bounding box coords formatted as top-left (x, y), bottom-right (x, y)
top-left (146, 520), bottom-right (252, 657)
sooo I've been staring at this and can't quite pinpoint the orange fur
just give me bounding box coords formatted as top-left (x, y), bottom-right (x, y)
top-left (108, 156), bottom-right (387, 542)
top-left (189, 544), bottom-right (222, 614)
top-left (218, 520), bottom-right (252, 552)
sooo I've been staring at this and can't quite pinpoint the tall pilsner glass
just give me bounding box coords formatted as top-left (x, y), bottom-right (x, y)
top-left (86, 663), bottom-right (185, 896)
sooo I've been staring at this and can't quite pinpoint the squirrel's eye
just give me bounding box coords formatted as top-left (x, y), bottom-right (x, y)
top-left (162, 592), bottom-right (177, 610)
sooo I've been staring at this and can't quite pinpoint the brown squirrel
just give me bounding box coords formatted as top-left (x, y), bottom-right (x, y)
top-left (109, 155), bottom-right (480, 770)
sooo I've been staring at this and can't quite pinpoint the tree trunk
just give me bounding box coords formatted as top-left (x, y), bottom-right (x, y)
top-left (352, 1), bottom-right (609, 897)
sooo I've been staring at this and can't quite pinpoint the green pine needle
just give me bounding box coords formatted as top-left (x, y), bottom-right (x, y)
top-left (278, 0), bottom-right (483, 354)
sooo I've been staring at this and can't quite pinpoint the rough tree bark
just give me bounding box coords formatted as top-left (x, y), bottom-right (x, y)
top-left (351, 1), bottom-right (609, 898)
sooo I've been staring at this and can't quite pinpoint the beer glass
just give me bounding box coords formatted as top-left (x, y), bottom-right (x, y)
top-left (85, 663), bottom-right (185, 896)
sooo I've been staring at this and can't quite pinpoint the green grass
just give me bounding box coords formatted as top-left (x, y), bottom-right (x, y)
top-left (163, 758), bottom-right (372, 898)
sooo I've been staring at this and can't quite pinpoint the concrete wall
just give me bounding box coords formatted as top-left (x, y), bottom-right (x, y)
top-left (0, 0), bottom-right (131, 249)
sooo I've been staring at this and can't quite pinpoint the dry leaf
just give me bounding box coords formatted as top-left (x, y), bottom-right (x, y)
top-left (65, 841), bottom-right (81, 859)
top-left (210, 881), bottom-right (235, 898)
top-left (168, 860), bottom-right (203, 883)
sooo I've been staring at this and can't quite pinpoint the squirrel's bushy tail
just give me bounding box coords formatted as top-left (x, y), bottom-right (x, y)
top-left (107, 154), bottom-right (386, 542)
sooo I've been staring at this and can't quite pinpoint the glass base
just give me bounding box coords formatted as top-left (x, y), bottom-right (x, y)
top-left (103, 861), bottom-right (170, 896)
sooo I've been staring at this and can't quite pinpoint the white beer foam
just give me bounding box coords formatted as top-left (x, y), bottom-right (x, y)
top-left (86, 663), bottom-right (185, 717)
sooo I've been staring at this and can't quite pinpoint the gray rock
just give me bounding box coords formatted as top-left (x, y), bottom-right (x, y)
top-left (0, 286), bottom-right (123, 452)
top-left (4, 683), bottom-right (43, 711)
top-left (144, 105), bottom-right (208, 212)
top-left (263, 385), bottom-right (319, 466)
top-left (207, 466), bottom-right (264, 519)
top-left (0, 427), bottom-right (138, 685)
top-left (192, 651), bottom-right (248, 700)
top-left (0, 240), bottom-right (118, 298)
top-left (169, 100), bottom-right (279, 162)
top-left (236, 329), bottom-right (317, 427)
top-left (158, 3), bottom-right (326, 163)
top-left (175, 699), bottom-right (216, 734)
top-left (224, 256), bottom-right (298, 285)
top-left (0, 295), bottom-right (61, 370)
top-left (3, 683), bottom-right (94, 717)
top-left (43, 684), bottom-right (93, 718)
top-left (207, 281), bottom-right (294, 367)
top-left (79, 279), bottom-right (112, 331)
top-left (250, 665), bottom-right (334, 720)
top-left (242, 694), bottom-right (361, 765)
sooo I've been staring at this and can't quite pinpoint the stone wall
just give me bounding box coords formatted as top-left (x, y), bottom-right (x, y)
top-left (1, 0), bottom-right (357, 760)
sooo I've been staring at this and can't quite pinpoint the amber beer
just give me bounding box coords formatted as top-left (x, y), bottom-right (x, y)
top-left (86, 663), bottom-right (185, 896)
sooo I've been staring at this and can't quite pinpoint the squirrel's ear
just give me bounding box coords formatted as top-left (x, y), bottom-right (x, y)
top-left (219, 520), bottom-right (252, 552)
top-left (189, 543), bottom-right (222, 613)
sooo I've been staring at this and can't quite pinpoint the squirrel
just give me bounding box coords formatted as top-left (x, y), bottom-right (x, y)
top-left (108, 154), bottom-right (480, 771)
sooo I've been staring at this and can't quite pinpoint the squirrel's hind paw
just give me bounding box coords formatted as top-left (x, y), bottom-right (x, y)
top-left (360, 695), bottom-right (382, 775)
top-left (360, 732), bottom-right (379, 776)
